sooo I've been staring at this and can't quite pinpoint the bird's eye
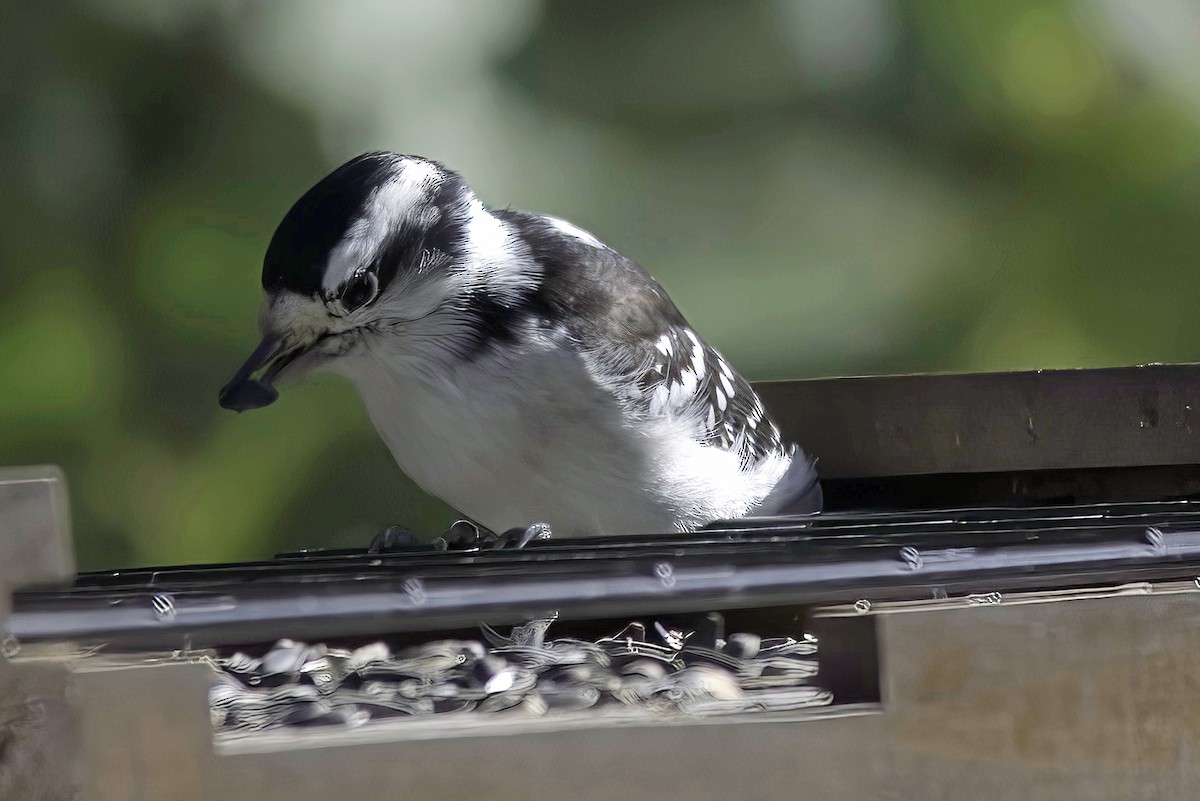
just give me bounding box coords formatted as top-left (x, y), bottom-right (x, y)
top-left (337, 270), bottom-right (380, 314)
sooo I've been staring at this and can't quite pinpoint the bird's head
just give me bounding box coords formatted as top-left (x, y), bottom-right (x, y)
top-left (219, 152), bottom-right (532, 412)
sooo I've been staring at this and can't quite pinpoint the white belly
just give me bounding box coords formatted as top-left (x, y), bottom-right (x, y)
top-left (340, 341), bottom-right (677, 536)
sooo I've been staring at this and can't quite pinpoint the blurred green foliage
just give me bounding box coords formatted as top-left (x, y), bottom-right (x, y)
top-left (2, 1), bottom-right (1199, 569)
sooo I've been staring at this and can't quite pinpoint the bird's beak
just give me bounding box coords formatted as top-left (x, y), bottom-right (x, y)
top-left (218, 335), bottom-right (307, 412)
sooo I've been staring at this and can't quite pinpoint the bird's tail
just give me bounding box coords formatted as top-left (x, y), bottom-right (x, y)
top-left (756, 449), bottom-right (823, 515)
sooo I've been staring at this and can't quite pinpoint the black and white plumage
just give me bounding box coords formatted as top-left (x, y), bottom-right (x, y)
top-left (219, 152), bottom-right (821, 537)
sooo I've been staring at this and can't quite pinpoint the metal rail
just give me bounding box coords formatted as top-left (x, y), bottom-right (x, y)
top-left (11, 501), bottom-right (1200, 650)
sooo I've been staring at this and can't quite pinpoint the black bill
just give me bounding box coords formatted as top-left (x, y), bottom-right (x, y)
top-left (218, 335), bottom-right (304, 412)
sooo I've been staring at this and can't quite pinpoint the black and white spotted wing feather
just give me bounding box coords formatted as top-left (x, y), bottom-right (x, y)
top-left (495, 210), bottom-right (819, 515)
top-left (637, 325), bottom-right (785, 466)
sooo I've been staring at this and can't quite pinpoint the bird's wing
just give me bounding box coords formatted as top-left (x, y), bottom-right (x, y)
top-left (604, 321), bottom-right (793, 469)
top-left (495, 210), bottom-right (796, 471)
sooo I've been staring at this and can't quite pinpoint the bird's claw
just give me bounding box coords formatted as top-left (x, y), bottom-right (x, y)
top-left (367, 525), bottom-right (422, 554)
top-left (436, 520), bottom-right (552, 550)
top-left (494, 522), bottom-right (553, 549)
top-left (368, 519), bottom-right (552, 553)
top-left (435, 519), bottom-right (487, 550)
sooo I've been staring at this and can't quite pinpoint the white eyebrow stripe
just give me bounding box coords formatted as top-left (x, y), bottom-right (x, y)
top-left (321, 157), bottom-right (443, 295)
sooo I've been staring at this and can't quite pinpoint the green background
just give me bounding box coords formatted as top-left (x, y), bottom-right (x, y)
top-left (3, 1), bottom-right (1199, 569)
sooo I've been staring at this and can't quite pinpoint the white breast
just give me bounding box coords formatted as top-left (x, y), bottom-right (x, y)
top-left (335, 329), bottom-right (791, 537)
top-left (337, 333), bottom-right (669, 536)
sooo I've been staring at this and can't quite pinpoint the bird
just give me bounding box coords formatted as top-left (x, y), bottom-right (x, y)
top-left (218, 152), bottom-right (821, 543)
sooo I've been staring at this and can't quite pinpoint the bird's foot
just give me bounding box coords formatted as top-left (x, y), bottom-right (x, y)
top-left (438, 519), bottom-right (489, 549)
top-left (367, 519), bottom-right (553, 553)
top-left (438, 519), bottom-right (552, 550)
top-left (492, 521), bottom-right (553, 549)
top-left (367, 520), bottom-right (479, 553)
top-left (366, 525), bottom-right (428, 554)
